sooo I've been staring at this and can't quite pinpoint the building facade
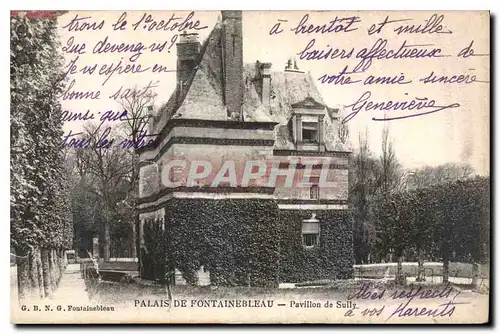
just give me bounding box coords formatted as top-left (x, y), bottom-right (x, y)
top-left (137, 11), bottom-right (353, 286)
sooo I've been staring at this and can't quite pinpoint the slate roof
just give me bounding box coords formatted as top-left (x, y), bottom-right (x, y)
top-left (153, 24), bottom-right (226, 132)
top-left (153, 22), bottom-right (348, 152)
top-left (242, 65), bottom-right (326, 124)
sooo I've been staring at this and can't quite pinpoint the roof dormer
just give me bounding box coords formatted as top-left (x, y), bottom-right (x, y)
top-left (288, 97), bottom-right (327, 152)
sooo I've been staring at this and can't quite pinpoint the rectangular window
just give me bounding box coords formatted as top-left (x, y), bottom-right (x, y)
top-left (302, 122), bottom-right (318, 143)
top-left (169, 166), bottom-right (184, 185)
top-left (310, 176), bottom-right (320, 200)
top-left (302, 219), bottom-right (320, 248)
top-left (310, 184), bottom-right (319, 199)
top-left (303, 234), bottom-right (318, 247)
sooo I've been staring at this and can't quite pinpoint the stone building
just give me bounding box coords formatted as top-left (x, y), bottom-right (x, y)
top-left (136, 11), bottom-right (353, 286)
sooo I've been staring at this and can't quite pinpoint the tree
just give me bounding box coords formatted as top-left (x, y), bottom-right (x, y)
top-left (74, 124), bottom-right (135, 261)
top-left (378, 125), bottom-right (401, 196)
top-left (400, 162), bottom-right (475, 281)
top-left (117, 84), bottom-right (157, 146)
top-left (11, 15), bottom-right (71, 300)
top-left (408, 163), bottom-right (474, 190)
top-left (115, 86), bottom-right (157, 258)
top-left (372, 177), bottom-right (490, 286)
top-left (68, 153), bottom-right (102, 258)
top-left (373, 125), bottom-right (403, 279)
top-left (349, 130), bottom-right (380, 264)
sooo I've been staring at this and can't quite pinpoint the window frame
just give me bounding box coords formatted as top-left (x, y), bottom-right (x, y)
top-left (301, 121), bottom-right (319, 143)
top-left (302, 233), bottom-right (319, 248)
top-left (309, 176), bottom-right (320, 200)
top-left (302, 214), bottom-right (320, 249)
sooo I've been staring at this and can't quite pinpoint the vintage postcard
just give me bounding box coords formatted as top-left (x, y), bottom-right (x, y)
top-left (10, 10), bottom-right (490, 324)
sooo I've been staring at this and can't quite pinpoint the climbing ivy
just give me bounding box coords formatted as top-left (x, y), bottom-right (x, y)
top-left (10, 15), bottom-right (71, 251)
top-left (10, 14), bottom-right (72, 300)
top-left (278, 209), bottom-right (354, 282)
top-left (138, 198), bottom-right (355, 286)
top-left (164, 198), bottom-right (281, 287)
top-left (141, 217), bottom-right (166, 282)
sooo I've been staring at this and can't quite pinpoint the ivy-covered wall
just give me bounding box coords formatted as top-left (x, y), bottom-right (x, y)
top-left (278, 209), bottom-right (354, 282)
top-left (164, 198), bottom-right (281, 287)
top-left (141, 199), bottom-right (354, 286)
top-left (140, 217), bottom-right (166, 282)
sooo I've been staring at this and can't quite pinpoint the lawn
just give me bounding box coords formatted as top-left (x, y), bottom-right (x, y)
top-left (354, 262), bottom-right (489, 279)
top-left (88, 279), bottom-right (378, 305)
top-left (88, 275), bottom-right (483, 306)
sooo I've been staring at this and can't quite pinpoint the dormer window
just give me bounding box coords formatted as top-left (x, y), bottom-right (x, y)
top-left (288, 97), bottom-right (327, 152)
top-left (302, 122), bottom-right (318, 143)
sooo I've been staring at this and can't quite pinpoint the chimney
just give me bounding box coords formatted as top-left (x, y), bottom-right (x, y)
top-left (176, 31), bottom-right (201, 98)
top-left (258, 62), bottom-right (272, 109)
top-left (221, 10), bottom-right (243, 120)
top-left (285, 57), bottom-right (304, 73)
top-left (146, 105), bottom-right (156, 136)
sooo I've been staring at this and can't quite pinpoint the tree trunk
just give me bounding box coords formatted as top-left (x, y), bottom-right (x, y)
top-left (59, 249), bottom-right (66, 272)
top-left (472, 262), bottom-right (479, 288)
top-left (53, 249), bottom-right (60, 285)
top-left (16, 247), bottom-right (30, 301)
top-left (28, 248), bottom-right (40, 299)
top-left (417, 259), bottom-right (425, 282)
top-left (54, 250), bottom-right (59, 283)
top-left (41, 248), bottom-right (52, 297)
top-left (396, 256), bottom-right (404, 284)
top-left (416, 248), bottom-right (425, 282)
top-left (443, 251), bottom-right (449, 283)
top-left (56, 250), bottom-right (61, 284)
top-left (48, 249), bottom-right (56, 291)
top-left (56, 249), bottom-right (62, 284)
top-left (131, 221), bottom-right (137, 259)
top-left (61, 249), bottom-right (67, 269)
top-left (35, 248), bottom-right (45, 299)
top-left (103, 221), bottom-right (111, 261)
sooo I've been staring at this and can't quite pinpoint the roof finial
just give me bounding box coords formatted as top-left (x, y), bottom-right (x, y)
top-left (293, 58), bottom-right (299, 70)
top-left (285, 58), bottom-right (293, 70)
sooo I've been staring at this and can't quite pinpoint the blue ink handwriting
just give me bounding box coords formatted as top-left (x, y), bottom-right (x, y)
top-left (342, 91), bottom-right (460, 123)
top-left (62, 15), bottom-right (105, 32)
top-left (290, 14), bottom-right (361, 35)
top-left (62, 79), bottom-right (101, 100)
top-left (130, 11), bottom-right (208, 32)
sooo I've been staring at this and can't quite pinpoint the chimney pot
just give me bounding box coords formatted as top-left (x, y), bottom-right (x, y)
top-left (179, 32), bottom-right (200, 44)
top-left (221, 10), bottom-right (242, 20)
top-left (260, 62), bottom-right (272, 77)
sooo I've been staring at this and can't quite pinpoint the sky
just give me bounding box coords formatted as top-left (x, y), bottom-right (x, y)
top-left (58, 10), bottom-right (490, 175)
